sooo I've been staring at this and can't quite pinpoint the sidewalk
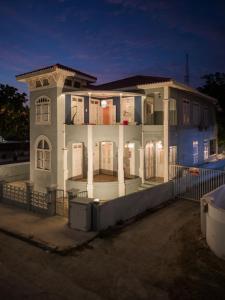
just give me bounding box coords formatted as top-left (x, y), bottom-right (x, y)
top-left (0, 203), bottom-right (98, 253)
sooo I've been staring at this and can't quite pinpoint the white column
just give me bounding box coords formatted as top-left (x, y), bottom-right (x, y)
top-left (118, 125), bottom-right (125, 196)
top-left (87, 125), bottom-right (94, 198)
top-left (139, 147), bottom-right (145, 184)
top-left (62, 123), bottom-right (68, 192)
top-left (163, 87), bottom-right (169, 182)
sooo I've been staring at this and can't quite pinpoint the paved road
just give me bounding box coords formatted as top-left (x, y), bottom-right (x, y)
top-left (0, 199), bottom-right (225, 300)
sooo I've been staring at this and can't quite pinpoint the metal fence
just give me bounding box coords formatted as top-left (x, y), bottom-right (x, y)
top-left (170, 164), bottom-right (225, 201)
top-left (56, 189), bottom-right (88, 217)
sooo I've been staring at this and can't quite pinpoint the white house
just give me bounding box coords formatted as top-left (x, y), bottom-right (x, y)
top-left (16, 63), bottom-right (218, 200)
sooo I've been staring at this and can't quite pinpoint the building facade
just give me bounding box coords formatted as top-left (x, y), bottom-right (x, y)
top-left (16, 64), bottom-right (218, 199)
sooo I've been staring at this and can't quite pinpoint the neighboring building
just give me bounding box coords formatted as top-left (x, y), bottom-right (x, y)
top-left (16, 64), bottom-right (218, 199)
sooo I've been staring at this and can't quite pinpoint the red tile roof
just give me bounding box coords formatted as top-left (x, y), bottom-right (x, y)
top-left (96, 75), bottom-right (171, 90)
top-left (16, 63), bottom-right (97, 81)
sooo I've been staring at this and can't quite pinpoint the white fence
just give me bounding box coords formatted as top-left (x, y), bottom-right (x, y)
top-left (169, 164), bottom-right (225, 201)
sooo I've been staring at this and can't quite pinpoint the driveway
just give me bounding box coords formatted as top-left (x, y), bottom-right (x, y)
top-left (0, 199), bottom-right (225, 299)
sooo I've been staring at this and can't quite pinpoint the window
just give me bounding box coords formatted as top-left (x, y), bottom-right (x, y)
top-left (193, 141), bottom-right (198, 164)
top-left (71, 97), bottom-right (84, 124)
top-left (169, 99), bottom-right (177, 125)
top-left (36, 80), bottom-right (42, 88)
top-left (36, 137), bottom-right (51, 171)
top-left (121, 97), bottom-right (134, 123)
top-left (43, 79), bottom-right (49, 86)
top-left (35, 97), bottom-right (51, 124)
top-left (210, 139), bottom-right (216, 155)
top-left (183, 100), bottom-right (190, 125)
top-left (193, 103), bottom-right (200, 126)
top-left (204, 140), bottom-right (209, 160)
top-left (203, 107), bottom-right (208, 127)
top-left (74, 81), bottom-right (81, 88)
top-left (169, 146), bottom-right (177, 164)
top-left (65, 79), bottom-right (72, 86)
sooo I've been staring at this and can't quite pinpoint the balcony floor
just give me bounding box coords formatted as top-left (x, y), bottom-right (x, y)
top-left (69, 174), bottom-right (139, 182)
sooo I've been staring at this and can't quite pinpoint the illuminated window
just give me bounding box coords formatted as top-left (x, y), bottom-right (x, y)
top-left (36, 137), bottom-right (51, 171)
top-left (193, 141), bottom-right (198, 164)
top-left (35, 97), bottom-right (51, 124)
top-left (204, 140), bottom-right (209, 160)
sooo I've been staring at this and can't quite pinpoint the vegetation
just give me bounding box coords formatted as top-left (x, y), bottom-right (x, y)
top-left (198, 73), bottom-right (225, 147)
top-left (0, 84), bottom-right (29, 141)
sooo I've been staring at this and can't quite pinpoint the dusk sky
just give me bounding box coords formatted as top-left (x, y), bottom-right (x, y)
top-left (0, 0), bottom-right (225, 93)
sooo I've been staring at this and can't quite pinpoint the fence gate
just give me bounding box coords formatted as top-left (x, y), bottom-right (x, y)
top-left (56, 189), bottom-right (68, 217)
top-left (170, 164), bottom-right (225, 201)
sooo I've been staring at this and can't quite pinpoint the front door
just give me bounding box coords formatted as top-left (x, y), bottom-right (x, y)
top-left (156, 142), bottom-right (164, 178)
top-left (90, 99), bottom-right (100, 124)
top-left (72, 143), bottom-right (83, 179)
top-left (145, 142), bottom-right (155, 179)
top-left (102, 99), bottom-right (114, 125)
top-left (124, 143), bottom-right (135, 178)
top-left (101, 142), bottom-right (113, 174)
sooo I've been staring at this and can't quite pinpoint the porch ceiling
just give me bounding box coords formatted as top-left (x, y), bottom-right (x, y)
top-left (64, 90), bottom-right (143, 99)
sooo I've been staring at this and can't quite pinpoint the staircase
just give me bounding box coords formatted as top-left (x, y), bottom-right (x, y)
top-left (138, 181), bottom-right (162, 191)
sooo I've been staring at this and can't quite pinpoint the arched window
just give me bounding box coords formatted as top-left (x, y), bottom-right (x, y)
top-left (35, 97), bottom-right (51, 124)
top-left (36, 136), bottom-right (51, 171)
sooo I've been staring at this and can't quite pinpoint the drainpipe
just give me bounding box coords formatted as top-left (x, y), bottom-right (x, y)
top-left (163, 86), bottom-right (169, 182)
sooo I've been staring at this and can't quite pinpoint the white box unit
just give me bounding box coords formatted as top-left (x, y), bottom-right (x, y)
top-left (69, 198), bottom-right (93, 231)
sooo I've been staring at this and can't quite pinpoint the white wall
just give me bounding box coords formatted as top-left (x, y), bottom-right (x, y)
top-left (0, 162), bottom-right (30, 182)
top-left (93, 181), bottom-right (173, 230)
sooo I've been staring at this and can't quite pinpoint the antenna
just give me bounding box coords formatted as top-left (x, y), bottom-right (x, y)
top-left (184, 53), bottom-right (190, 85)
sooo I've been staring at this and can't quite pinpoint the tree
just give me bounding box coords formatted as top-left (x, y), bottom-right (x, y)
top-left (0, 84), bottom-right (29, 140)
top-left (198, 72), bottom-right (225, 146)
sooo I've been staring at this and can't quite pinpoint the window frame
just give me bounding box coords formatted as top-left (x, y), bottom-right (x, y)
top-left (35, 136), bottom-right (52, 172)
top-left (193, 140), bottom-right (199, 165)
top-left (192, 102), bottom-right (200, 126)
top-left (35, 96), bottom-right (51, 125)
top-left (182, 99), bottom-right (190, 126)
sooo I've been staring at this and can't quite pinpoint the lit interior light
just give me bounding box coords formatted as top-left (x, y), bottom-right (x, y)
top-left (156, 141), bottom-right (163, 149)
top-left (101, 100), bottom-right (107, 108)
top-left (128, 143), bottom-right (134, 149)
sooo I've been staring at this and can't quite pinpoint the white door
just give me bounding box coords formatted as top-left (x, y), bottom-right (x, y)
top-left (101, 142), bottom-right (113, 173)
top-left (145, 142), bottom-right (155, 179)
top-left (72, 143), bottom-right (83, 178)
top-left (93, 142), bottom-right (100, 174)
top-left (90, 99), bottom-right (100, 124)
top-left (156, 142), bottom-right (164, 178)
top-left (124, 143), bottom-right (135, 177)
top-left (71, 97), bottom-right (84, 124)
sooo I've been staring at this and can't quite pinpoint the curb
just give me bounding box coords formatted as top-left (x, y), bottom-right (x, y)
top-left (0, 227), bottom-right (98, 255)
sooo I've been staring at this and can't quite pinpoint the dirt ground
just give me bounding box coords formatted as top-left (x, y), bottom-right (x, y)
top-left (0, 199), bottom-right (225, 300)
